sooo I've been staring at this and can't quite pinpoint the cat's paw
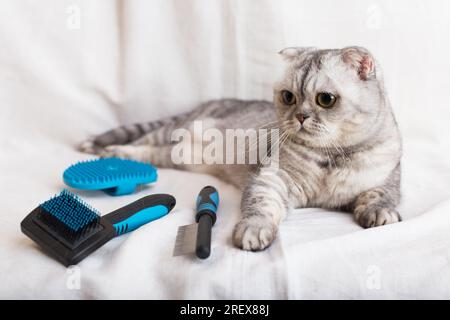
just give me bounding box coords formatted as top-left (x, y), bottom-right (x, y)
top-left (232, 216), bottom-right (277, 251)
top-left (78, 138), bottom-right (102, 155)
top-left (100, 145), bottom-right (150, 162)
top-left (100, 145), bottom-right (132, 159)
top-left (354, 205), bottom-right (402, 228)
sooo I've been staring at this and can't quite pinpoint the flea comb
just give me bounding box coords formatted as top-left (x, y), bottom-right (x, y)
top-left (21, 189), bottom-right (176, 266)
top-left (173, 186), bottom-right (219, 259)
top-left (63, 158), bottom-right (157, 196)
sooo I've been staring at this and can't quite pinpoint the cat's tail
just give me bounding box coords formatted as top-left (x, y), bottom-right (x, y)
top-left (78, 113), bottom-right (188, 154)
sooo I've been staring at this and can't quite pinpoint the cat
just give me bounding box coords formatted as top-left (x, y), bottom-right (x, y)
top-left (79, 46), bottom-right (402, 251)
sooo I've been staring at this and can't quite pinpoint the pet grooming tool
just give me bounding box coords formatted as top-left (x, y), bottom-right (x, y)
top-left (173, 186), bottom-right (219, 259)
top-left (63, 158), bottom-right (157, 196)
top-left (21, 189), bottom-right (176, 266)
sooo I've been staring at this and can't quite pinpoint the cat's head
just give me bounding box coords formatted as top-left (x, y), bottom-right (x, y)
top-left (274, 46), bottom-right (386, 149)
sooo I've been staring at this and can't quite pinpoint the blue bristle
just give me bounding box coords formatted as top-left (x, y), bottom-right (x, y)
top-left (63, 158), bottom-right (157, 196)
top-left (41, 189), bottom-right (100, 232)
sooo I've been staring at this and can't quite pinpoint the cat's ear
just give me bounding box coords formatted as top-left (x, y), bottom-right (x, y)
top-left (278, 47), bottom-right (316, 62)
top-left (341, 46), bottom-right (376, 80)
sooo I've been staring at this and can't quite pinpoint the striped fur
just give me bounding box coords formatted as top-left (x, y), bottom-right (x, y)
top-left (78, 112), bottom-right (190, 154)
top-left (79, 46), bottom-right (402, 251)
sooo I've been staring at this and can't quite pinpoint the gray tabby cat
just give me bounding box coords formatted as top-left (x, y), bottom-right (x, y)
top-left (79, 46), bottom-right (402, 251)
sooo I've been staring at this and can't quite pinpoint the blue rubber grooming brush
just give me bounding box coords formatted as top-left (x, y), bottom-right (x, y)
top-left (63, 158), bottom-right (157, 196)
top-left (21, 189), bottom-right (176, 266)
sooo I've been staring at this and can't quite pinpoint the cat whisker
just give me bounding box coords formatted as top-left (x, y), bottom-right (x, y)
top-left (257, 119), bottom-right (284, 130)
top-left (247, 121), bottom-right (292, 153)
top-left (257, 130), bottom-right (289, 168)
top-left (316, 123), bottom-right (352, 165)
top-left (317, 129), bottom-right (338, 169)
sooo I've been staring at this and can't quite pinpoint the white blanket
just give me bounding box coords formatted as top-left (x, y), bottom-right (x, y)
top-left (1, 0), bottom-right (450, 299)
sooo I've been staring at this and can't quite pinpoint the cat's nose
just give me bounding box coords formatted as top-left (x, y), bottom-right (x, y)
top-left (295, 113), bottom-right (310, 124)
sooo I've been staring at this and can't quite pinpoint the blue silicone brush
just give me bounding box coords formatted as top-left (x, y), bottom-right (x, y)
top-left (63, 158), bottom-right (157, 196)
top-left (21, 189), bottom-right (176, 266)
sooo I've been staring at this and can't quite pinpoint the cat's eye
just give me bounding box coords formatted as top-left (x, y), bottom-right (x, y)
top-left (316, 92), bottom-right (337, 108)
top-left (281, 90), bottom-right (296, 105)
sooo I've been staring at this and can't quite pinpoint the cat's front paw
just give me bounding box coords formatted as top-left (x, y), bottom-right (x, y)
top-left (354, 205), bottom-right (402, 228)
top-left (232, 216), bottom-right (277, 251)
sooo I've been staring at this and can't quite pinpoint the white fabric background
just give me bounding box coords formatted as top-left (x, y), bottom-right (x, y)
top-left (1, 0), bottom-right (450, 299)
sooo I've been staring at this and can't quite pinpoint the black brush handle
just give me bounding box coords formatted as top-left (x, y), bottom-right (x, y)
top-left (196, 215), bottom-right (213, 259)
top-left (194, 186), bottom-right (219, 259)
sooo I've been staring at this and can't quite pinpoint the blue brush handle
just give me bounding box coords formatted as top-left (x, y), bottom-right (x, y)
top-left (195, 186), bottom-right (219, 225)
top-left (103, 194), bottom-right (176, 236)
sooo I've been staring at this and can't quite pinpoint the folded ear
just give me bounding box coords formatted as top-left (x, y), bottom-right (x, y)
top-left (278, 47), bottom-right (316, 62)
top-left (342, 46), bottom-right (376, 80)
